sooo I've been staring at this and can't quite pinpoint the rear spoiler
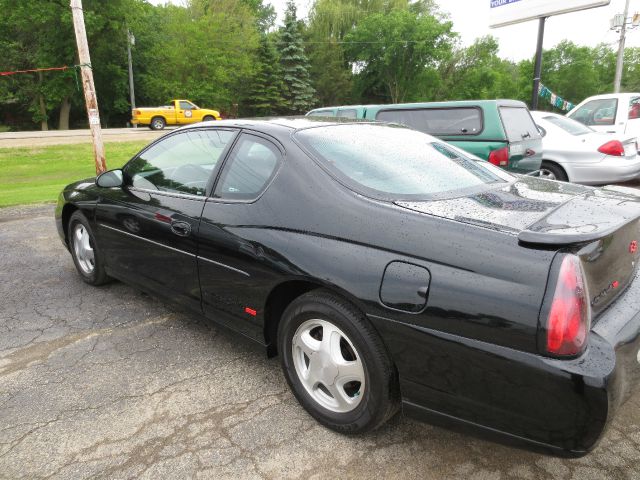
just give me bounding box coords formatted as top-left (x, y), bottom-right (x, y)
top-left (518, 186), bottom-right (640, 245)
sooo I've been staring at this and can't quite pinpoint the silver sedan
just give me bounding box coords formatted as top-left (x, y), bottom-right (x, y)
top-left (532, 111), bottom-right (640, 185)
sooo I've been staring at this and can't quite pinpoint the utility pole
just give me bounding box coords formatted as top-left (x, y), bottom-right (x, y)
top-left (127, 29), bottom-right (137, 128)
top-left (531, 17), bottom-right (547, 110)
top-left (614, 0), bottom-right (631, 93)
top-left (70, 0), bottom-right (107, 174)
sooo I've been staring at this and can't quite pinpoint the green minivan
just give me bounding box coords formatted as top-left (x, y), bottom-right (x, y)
top-left (307, 100), bottom-right (543, 174)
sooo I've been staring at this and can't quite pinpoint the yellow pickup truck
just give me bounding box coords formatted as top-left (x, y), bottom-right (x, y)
top-left (131, 99), bottom-right (221, 130)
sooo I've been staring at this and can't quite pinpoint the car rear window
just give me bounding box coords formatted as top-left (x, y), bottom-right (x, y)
top-left (375, 108), bottom-right (483, 136)
top-left (499, 107), bottom-right (541, 142)
top-left (543, 115), bottom-right (593, 135)
top-left (295, 124), bottom-right (512, 201)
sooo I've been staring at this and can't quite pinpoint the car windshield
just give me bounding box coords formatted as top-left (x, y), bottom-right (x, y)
top-left (295, 124), bottom-right (512, 200)
top-left (543, 115), bottom-right (593, 135)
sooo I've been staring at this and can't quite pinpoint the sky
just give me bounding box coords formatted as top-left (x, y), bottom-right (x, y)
top-left (150, 0), bottom-right (640, 61)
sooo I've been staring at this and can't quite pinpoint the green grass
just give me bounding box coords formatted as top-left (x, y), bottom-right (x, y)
top-left (0, 141), bottom-right (148, 207)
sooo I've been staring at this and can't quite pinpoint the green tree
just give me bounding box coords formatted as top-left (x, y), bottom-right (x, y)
top-left (438, 36), bottom-right (521, 101)
top-left (279, 1), bottom-right (316, 114)
top-left (241, 35), bottom-right (286, 116)
top-left (131, 0), bottom-right (259, 115)
top-left (345, 8), bottom-right (454, 103)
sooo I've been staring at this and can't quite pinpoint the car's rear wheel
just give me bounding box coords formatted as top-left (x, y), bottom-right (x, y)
top-left (68, 211), bottom-right (109, 286)
top-left (278, 289), bottom-right (399, 433)
top-left (202, 115), bottom-right (216, 122)
top-left (540, 161), bottom-right (568, 182)
top-left (150, 116), bottom-right (166, 130)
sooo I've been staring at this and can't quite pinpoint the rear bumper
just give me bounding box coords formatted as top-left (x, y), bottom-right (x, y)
top-left (569, 156), bottom-right (640, 185)
top-left (369, 270), bottom-right (640, 456)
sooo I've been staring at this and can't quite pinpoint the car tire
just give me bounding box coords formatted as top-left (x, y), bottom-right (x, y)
top-left (150, 117), bottom-right (166, 130)
top-left (202, 115), bottom-right (216, 122)
top-left (68, 211), bottom-right (110, 286)
top-left (278, 289), bottom-right (399, 434)
top-left (540, 161), bottom-right (568, 182)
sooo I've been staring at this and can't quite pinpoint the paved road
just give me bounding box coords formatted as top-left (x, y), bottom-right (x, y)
top-left (1, 205), bottom-right (639, 479)
top-left (0, 127), bottom-right (177, 148)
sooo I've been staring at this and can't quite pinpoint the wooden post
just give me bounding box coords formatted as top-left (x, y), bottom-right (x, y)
top-left (70, 0), bottom-right (107, 174)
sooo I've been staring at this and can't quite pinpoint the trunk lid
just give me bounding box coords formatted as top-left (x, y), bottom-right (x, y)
top-left (396, 177), bottom-right (640, 317)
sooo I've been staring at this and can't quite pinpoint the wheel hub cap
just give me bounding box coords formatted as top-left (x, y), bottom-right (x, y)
top-left (292, 319), bottom-right (365, 413)
top-left (73, 224), bottom-right (95, 275)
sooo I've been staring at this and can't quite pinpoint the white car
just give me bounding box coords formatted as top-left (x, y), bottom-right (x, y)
top-left (531, 111), bottom-right (640, 185)
top-left (567, 93), bottom-right (640, 139)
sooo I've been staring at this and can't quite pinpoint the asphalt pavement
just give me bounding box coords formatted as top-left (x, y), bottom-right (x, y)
top-left (0, 204), bottom-right (639, 479)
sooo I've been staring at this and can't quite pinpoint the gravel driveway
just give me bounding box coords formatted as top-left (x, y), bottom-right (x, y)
top-left (1, 204), bottom-right (639, 479)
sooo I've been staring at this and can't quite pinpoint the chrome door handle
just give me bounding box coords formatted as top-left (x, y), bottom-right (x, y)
top-left (170, 221), bottom-right (191, 237)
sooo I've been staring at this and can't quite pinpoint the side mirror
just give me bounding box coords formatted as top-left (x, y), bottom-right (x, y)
top-left (96, 169), bottom-right (124, 188)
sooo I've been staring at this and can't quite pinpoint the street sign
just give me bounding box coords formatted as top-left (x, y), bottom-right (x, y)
top-left (490, 0), bottom-right (611, 28)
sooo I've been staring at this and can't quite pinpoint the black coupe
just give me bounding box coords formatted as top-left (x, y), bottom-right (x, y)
top-left (56, 118), bottom-right (640, 456)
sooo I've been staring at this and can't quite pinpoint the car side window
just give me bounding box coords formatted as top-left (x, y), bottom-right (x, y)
top-left (214, 134), bottom-right (282, 201)
top-left (570, 99), bottom-right (618, 126)
top-left (336, 109), bottom-right (358, 119)
top-left (376, 108), bottom-right (483, 136)
top-left (124, 129), bottom-right (236, 196)
top-left (179, 101), bottom-right (194, 110)
top-left (629, 97), bottom-right (640, 120)
top-left (308, 110), bottom-right (335, 117)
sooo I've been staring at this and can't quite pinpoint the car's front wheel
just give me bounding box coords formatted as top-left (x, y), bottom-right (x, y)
top-left (278, 289), bottom-right (399, 433)
top-left (68, 211), bottom-right (109, 286)
top-left (202, 115), bottom-right (216, 122)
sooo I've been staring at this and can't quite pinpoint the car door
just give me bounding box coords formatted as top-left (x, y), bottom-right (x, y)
top-left (197, 132), bottom-right (284, 341)
top-left (95, 128), bottom-right (238, 310)
top-left (177, 100), bottom-right (197, 124)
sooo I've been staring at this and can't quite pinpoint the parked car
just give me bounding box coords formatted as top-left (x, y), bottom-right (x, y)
top-left (131, 99), bottom-right (221, 130)
top-left (567, 93), bottom-right (640, 142)
top-left (307, 100), bottom-right (543, 174)
top-left (531, 111), bottom-right (640, 184)
top-left (56, 118), bottom-right (640, 457)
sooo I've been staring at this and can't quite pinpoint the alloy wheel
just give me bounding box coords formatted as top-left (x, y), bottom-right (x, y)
top-left (538, 168), bottom-right (556, 180)
top-left (73, 223), bottom-right (95, 275)
top-left (292, 319), bottom-right (365, 413)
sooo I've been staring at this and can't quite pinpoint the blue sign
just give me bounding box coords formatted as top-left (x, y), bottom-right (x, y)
top-left (490, 0), bottom-right (523, 8)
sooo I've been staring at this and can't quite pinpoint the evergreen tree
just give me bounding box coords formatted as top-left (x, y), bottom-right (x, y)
top-left (279, 1), bottom-right (315, 114)
top-left (242, 35), bottom-right (286, 116)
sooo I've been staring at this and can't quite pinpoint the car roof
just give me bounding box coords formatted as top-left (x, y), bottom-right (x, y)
top-left (309, 99), bottom-right (527, 113)
top-left (577, 93), bottom-right (640, 101)
top-left (178, 116), bottom-right (379, 133)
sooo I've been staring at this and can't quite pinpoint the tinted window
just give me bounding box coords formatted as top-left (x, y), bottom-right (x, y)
top-left (125, 129), bottom-right (235, 196)
top-left (296, 124), bottom-right (511, 201)
top-left (308, 110), bottom-right (335, 117)
top-left (336, 109), bottom-right (358, 119)
top-left (569, 98), bottom-right (618, 126)
top-left (543, 115), bottom-right (592, 135)
top-left (499, 107), bottom-right (540, 142)
top-left (629, 97), bottom-right (640, 120)
top-left (214, 134), bottom-right (281, 200)
top-left (376, 108), bottom-right (482, 136)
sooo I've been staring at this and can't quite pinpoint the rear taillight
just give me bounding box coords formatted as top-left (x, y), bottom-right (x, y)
top-left (133, 109), bottom-right (141, 116)
top-left (488, 146), bottom-right (509, 167)
top-left (546, 255), bottom-right (590, 356)
top-left (598, 140), bottom-right (625, 157)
